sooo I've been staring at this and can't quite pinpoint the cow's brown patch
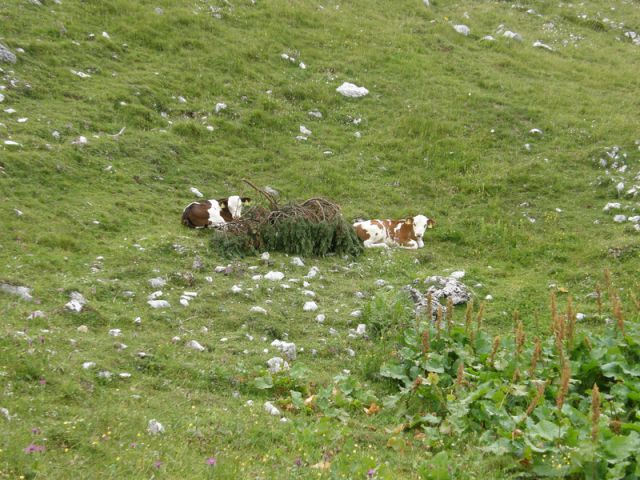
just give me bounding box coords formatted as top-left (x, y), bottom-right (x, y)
top-left (354, 224), bottom-right (370, 242)
top-left (387, 220), bottom-right (417, 246)
top-left (182, 201), bottom-right (213, 228)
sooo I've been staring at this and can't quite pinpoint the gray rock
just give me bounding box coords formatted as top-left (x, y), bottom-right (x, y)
top-left (424, 276), bottom-right (472, 305)
top-left (1, 43), bottom-right (18, 63)
top-left (0, 283), bottom-right (33, 301)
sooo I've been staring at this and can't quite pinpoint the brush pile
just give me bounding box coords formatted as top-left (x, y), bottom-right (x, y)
top-left (210, 182), bottom-right (362, 258)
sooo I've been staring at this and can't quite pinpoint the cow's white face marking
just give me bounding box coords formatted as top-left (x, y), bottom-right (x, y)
top-left (226, 195), bottom-right (243, 219)
top-left (207, 199), bottom-right (225, 225)
top-left (412, 215), bottom-right (429, 240)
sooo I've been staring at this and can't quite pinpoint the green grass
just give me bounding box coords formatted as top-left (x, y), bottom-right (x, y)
top-left (1, 0), bottom-right (640, 478)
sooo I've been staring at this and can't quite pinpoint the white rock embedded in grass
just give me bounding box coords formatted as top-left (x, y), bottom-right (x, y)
top-left (97, 371), bottom-right (112, 379)
top-left (300, 125), bottom-right (312, 136)
top-left (271, 340), bottom-right (296, 360)
top-left (529, 128), bottom-right (543, 135)
top-left (613, 215), bottom-right (627, 223)
top-left (250, 306), bottom-right (267, 315)
top-left (336, 82), bottom-right (369, 98)
top-left (308, 110), bottom-right (322, 119)
top-left (215, 102), bottom-right (227, 113)
top-left (350, 310), bottom-right (362, 318)
top-left (264, 271), bottom-right (285, 281)
top-left (71, 135), bottom-right (87, 145)
top-left (503, 31), bottom-right (523, 41)
top-left (356, 324), bottom-right (366, 335)
top-left (147, 419), bottom-right (165, 435)
top-left (450, 271), bottom-right (465, 280)
top-left (485, 294), bottom-right (493, 301)
top-left (263, 401), bottom-right (281, 416)
top-left (28, 310), bottom-right (45, 320)
top-left (267, 356), bottom-right (289, 374)
top-left (0, 43), bottom-right (17, 64)
top-left (119, 372), bottom-right (131, 379)
top-left (0, 283), bottom-right (33, 301)
top-left (149, 277), bottom-right (166, 288)
top-left (65, 292), bottom-right (87, 312)
top-left (291, 257), bottom-right (305, 267)
top-left (346, 348), bottom-right (356, 357)
top-left (603, 202), bottom-right (621, 211)
top-left (70, 70), bottom-right (91, 78)
top-left (453, 25), bottom-right (470, 36)
top-left (148, 291), bottom-right (163, 300)
top-left (316, 314), bottom-right (325, 323)
top-left (4, 140), bottom-right (21, 147)
top-left (0, 407), bottom-right (10, 421)
top-left (190, 187), bottom-right (203, 197)
top-left (533, 41), bottom-right (553, 51)
top-left (576, 313), bottom-right (586, 321)
top-left (77, 325), bottom-right (88, 333)
top-left (252, 274), bottom-right (262, 281)
top-left (108, 329), bottom-right (122, 337)
top-left (304, 266), bottom-right (319, 279)
top-left (134, 317), bottom-right (142, 325)
top-left (303, 301), bottom-right (318, 312)
top-left (186, 340), bottom-right (205, 352)
top-left (231, 285), bottom-right (242, 293)
top-left (82, 362), bottom-right (96, 369)
top-left (147, 300), bottom-right (170, 309)
top-left (616, 182), bottom-right (625, 194)
top-left (177, 96), bottom-right (187, 104)
top-left (303, 290), bottom-right (315, 297)
top-left (482, 35), bottom-right (495, 41)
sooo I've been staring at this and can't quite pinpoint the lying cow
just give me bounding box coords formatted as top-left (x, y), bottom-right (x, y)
top-left (182, 195), bottom-right (251, 228)
top-left (353, 215), bottom-right (434, 249)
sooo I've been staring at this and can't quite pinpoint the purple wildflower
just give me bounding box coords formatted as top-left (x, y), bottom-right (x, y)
top-left (39, 378), bottom-right (46, 386)
top-left (206, 457), bottom-right (217, 466)
top-left (24, 444), bottom-right (45, 454)
top-left (294, 457), bottom-right (302, 467)
top-left (367, 468), bottom-right (377, 479)
top-left (154, 460), bottom-right (162, 469)
top-left (31, 427), bottom-right (41, 435)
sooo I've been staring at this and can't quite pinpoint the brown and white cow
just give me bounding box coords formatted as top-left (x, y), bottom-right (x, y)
top-left (353, 215), bottom-right (434, 249)
top-left (181, 195), bottom-right (251, 228)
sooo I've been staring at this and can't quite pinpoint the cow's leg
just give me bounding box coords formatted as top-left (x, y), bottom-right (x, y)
top-left (399, 240), bottom-right (419, 249)
top-left (363, 239), bottom-right (389, 248)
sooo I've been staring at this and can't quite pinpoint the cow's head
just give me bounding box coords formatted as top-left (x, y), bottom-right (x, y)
top-left (409, 215), bottom-right (434, 240)
top-left (223, 196), bottom-right (252, 219)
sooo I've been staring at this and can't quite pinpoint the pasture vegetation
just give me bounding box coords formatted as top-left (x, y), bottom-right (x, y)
top-left (1, 0), bottom-right (639, 478)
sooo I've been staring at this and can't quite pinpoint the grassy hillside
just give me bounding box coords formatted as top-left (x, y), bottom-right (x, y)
top-left (1, 0), bottom-right (639, 478)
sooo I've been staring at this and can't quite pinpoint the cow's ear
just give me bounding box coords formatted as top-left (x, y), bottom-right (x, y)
top-left (242, 197), bottom-right (251, 204)
top-left (220, 201), bottom-right (227, 209)
top-left (406, 217), bottom-right (413, 225)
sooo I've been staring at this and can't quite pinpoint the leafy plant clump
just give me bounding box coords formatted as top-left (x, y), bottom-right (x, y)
top-left (210, 198), bottom-right (363, 258)
top-left (380, 287), bottom-right (640, 478)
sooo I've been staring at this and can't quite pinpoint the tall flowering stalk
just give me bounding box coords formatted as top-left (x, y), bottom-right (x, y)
top-left (529, 337), bottom-right (542, 376)
top-left (556, 360), bottom-right (571, 409)
top-left (591, 384), bottom-right (601, 442)
top-left (446, 297), bottom-right (454, 332)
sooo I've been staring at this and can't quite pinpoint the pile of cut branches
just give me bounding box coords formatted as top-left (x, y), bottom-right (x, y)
top-left (210, 181), bottom-right (363, 258)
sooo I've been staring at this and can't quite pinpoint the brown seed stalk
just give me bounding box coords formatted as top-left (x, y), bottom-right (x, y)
top-left (455, 362), bottom-right (465, 386)
top-left (529, 337), bottom-right (542, 376)
top-left (421, 329), bottom-right (430, 355)
top-left (436, 304), bottom-right (443, 338)
top-left (525, 381), bottom-right (548, 418)
top-left (613, 296), bottom-right (625, 336)
top-left (465, 301), bottom-right (474, 334)
top-left (556, 361), bottom-right (571, 409)
top-left (488, 335), bottom-right (501, 367)
top-left (475, 302), bottom-right (485, 333)
top-left (446, 297), bottom-right (454, 332)
top-left (591, 384), bottom-right (601, 442)
top-left (515, 320), bottom-right (525, 356)
top-left (595, 283), bottom-right (603, 316)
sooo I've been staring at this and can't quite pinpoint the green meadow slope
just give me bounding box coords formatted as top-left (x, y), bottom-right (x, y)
top-left (1, 0), bottom-right (639, 478)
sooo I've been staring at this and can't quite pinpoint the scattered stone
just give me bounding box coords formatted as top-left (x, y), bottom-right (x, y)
top-left (316, 314), bottom-right (325, 323)
top-left (65, 292), bottom-right (87, 312)
top-left (346, 348), bottom-right (356, 357)
top-left (300, 125), bottom-right (312, 136)
top-left (482, 35), bottom-right (495, 41)
top-left (177, 96), bottom-right (187, 104)
top-left (215, 102), bottom-right (227, 113)
top-left (261, 252), bottom-right (270, 262)
top-left (71, 135), bottom-right (88, 145)
top-left (533, 41), bottom-right (553, 51)
top-left (250, 306), bottom-right (267, 315)
top-left (304, 267), bottom-right (319, 279)
top-left (147, 419), bottom-right (165, 435)
top-left (374, 279), bottom-right (386, 287)
top-left (154, 7), bottom-right (164, 14)
top-left (0, 43), bottom-right (17, 64)
top-left (303, 301), bottom-right (318, 312)
top-left (350, 310), bottom-right (362, 318)
top-left (485, 294), bottom-right (494, 301)
top-left (308, 110), bottom-right (322, 119)
top-left (190, 187), bottom-right (203, 198)
top-left (453, 25), bottom-right (470, 36)
top-left (529, 128), bottom-right (543, 135)
top-left (603, 202), bottom-right (621, 212)
top-left (27, 310), bottom-right (45, 320)
top-left (82, 361), bottom-right (96, 369)
top-left (231, 285), bottom-right (242, 293)
top-left (336, 82), bottom-right (369, 98)
top-left (97, 371), bottom-right (112, 379)
top-left (503, 31), bottom-right (523, 41)
top-left (186, 340), bottom-right (205, 352)
top-left (0, 283), bottom-right (33, 301)
top-left (119, 372), bottom-right (131, 379)
top-left (613, 215), bottom-right (627, 223)
top-left (0, 407), bottom-right (10, 421)
top-left (263, 401), bottom-right (280, 416)
top-left (291, 257), bottom-right (305, 267)
top-left (70, 70), bottom-right (91, 79)
top-left (147, 291), bottom-right (163, 300)
top-left (424, 276), bottom-right (472, 305)
top-left (267, 356), bottom-right (289, 374)
top-left (271, 340), bottom-right (296, 360)
top-left (264, 271), bottom-right (285, 281)
top-left (3, 140), bottom-right (21, 147)
top-left (77, 325), bottom-right (88, 333)
top-left (147, 300), bottom-right (170, 309)
top-left (149, 277), bottom-right (166, 288)
top-left (108, 329), bottom-right (122, 337)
